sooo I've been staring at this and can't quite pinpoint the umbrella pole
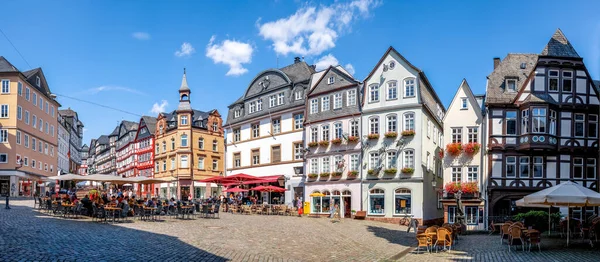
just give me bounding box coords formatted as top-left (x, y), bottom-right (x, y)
top-left (567, 204), bottom-right (570, 247)
top-left (549, 206), bottom-right (551, 237)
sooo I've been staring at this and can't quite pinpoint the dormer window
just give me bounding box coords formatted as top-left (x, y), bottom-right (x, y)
top-left (328, 76), bottom-right (335, 85)
top-left (36, 76), bottom-right (40, 87)
top-left (234, 109), bottom-right (240, 118)
top-left (505, 79), bottom-right (517, 92)
top-left (295, 90), bottom-right (303, 100)
top-left (212, 122), bottom-right (218, 132)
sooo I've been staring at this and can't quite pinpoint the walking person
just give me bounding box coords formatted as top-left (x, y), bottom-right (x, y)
top-left (296, 197), bottom-right (303, 217)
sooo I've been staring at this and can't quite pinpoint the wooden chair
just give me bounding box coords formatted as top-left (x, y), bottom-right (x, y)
top-left (501, 223), bottom-right (511, 244)
top-left (508, 226), bottom-right (525, 251)
top-left (528, 231), bottom-right (541, 252)
top-left (434, 227), bottom-right (453, 251)
top-left (415, 234), bottom-right (430, 254)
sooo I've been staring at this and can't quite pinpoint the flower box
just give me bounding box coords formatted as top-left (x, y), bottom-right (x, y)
top-left (319, 172), bottom-right (330, 178)
top-left (400, 167), bottom-right (414, 174)
top-left (401, 130), bottom-right (415, 136)
top-left (331, 138), bottom-right (342, 145)
top-left (444, 182), bottom-right (461, 194)
top-left (461, 182), bottom-right (478, 194)
top-left (331, 172), bottom-right (342, 177)
top-left (347, 171), bottom-right (358, 177)
top-left (347, 136), bottom-right (359, 142)
top-left (384, 132), bottom-right (398, 138)
top-left (384, 168), bottom-right (397, 174)
top-left (308, 142), bottom-right (318, 148)
top-left (367, 169), bottom-right (377, 176)
top-left (318, 140), bottom-right (330, 147)
top-left (463, 142), bottom-right (481, 155)
top-left (367, 133), bottom-right (380, 140)
top-left (308, 173), bottom-right (318, 179)
top-left (446, 143), bottom-right (463, 157)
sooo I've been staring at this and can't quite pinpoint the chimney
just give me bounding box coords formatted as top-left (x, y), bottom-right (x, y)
top-left (294, 57), bottom-right (301, 63)
top-left (493, 57), bottom-right (500, 69)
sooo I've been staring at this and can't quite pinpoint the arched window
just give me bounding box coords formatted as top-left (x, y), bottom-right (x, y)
top-left (332, 190), bottom-right (341, 195)
top-left (369, 188), bottom-right (385, 214)
top-left (180, 155), bottom-right (189, 168)
top-left (312, 191), bottom-right (322, 213)
top-left (333, 122), bottom-right (343, 139)
top-left (181, 94), bottom-right (189, 101)
top-left (386, 114), bottom-right (397, 133)
top-left (342, 190), bottom-right (352, 196)
top-left (369, 117), bottom-right (379, 135)
top-left (404, 112), bottom-right (415, 131)
top-left (322, 190), bottom-right (331, 213)
top-left (403, 149), bottom-right (415, 168)
top-left (162, 141), bottom-right (166, 151)
top-left (387, 150), bottom-right (398, 169)
top-left (181, 134), bottom-right (188, 147)
top-left (387, 80), bottom-right (398, 100)
top-left (394, 188), bottom-right (412, 215)
top-left (171, 138), bottom-right (175, 150)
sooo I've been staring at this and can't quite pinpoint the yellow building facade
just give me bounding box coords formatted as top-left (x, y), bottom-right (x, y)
top-left (153, 70), bottom-right (224, 200)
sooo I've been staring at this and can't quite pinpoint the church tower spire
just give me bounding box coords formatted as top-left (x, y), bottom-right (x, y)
top-left (177, 68), bottom-right (192, 112)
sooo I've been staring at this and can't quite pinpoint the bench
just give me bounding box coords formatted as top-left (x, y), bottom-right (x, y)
top-left (354, 211), bottom-right (367, 220)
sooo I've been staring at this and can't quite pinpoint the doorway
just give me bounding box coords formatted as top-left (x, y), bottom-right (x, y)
top-left (343, 196), bottom-right (352, 218)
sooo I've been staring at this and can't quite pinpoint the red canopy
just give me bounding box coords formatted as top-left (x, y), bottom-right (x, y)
top-left (223, 187), bottom-right (248, 193)
top-left (196, 176), bottom-right (230, 184)
top-left (222, 175), bottom-right (283, 186)
top-left (249, 185), bottom-right (287, 193)
top-left (224, 173), bottom-right (262, 184)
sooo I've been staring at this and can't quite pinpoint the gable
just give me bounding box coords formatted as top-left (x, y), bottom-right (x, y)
top-left (444, 80), bottom-right (482, 121)
top-left (309, 66), bottom-right (358, 96)
top-left (244, 70), bottom-right (291, 99)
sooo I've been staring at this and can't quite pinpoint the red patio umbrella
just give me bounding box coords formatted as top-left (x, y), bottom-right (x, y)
top-left (224, 173), bottom-right (262, 185)
top-left (249, 185), bottom-right (287, 193)
top-left (223, 187), bottom-right (248, 193)
top-left (197, 176), bottom-right (231, 184)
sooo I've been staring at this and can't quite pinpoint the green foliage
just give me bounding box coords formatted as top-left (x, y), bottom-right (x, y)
top-left (512, 210), bottom-right (561, 232)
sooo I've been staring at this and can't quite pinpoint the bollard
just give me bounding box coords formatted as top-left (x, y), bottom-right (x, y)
top-left (5, 194), bottom-right (10, 209)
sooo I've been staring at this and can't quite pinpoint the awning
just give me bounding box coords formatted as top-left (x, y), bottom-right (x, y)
top-left (223, 175), bottom-right (283, 186)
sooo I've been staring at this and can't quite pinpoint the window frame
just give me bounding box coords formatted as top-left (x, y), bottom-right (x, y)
top-left (347, 89), bottom-right (356, 106)
top-left (548, 70), bottom-right (559, 92)
top-left (369, 84), bottom-right (379, 102)
top-left (574, 113), bottom-right (585, 138)
top-left (333, 93), bottom-right (342, 109)
top-left (310, 99), bottom-right (318, 114)
top-left (387, 81), bottom-right (397, 100)
top-left (451, 167), bottom-right (462, 182)
top-left (368, 188), bottom-right (385, 215)
top-left (506, 156), bottom-right (517, 178)
top-left (386, 114), bottom-right (397, 133)
top-left (403, 112), bottom-right (414, 131)
top-left (404, 78), bottom-right (415, 97)
top-left (505, 79), bottom-right (517, 92)
top-left (562, 71), bottom-right (573, 92)
top-left (293, 113), bottom-right (304, 130)
top-left (394, 188), bottom-right (412, 215)
top-left (322, 96), bottom-right (330, 111)
top-left (369, 117), bottom-right (379, 135)
top-left (403, 149), bottom-right (415, 168)
top-left (506, 111), bottom-right (517, 135)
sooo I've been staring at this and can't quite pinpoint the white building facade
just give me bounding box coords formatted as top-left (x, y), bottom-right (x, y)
top-left (360, 47), bottom-right (445, 224)
top-left (57, 119), bottom-right (69, 174)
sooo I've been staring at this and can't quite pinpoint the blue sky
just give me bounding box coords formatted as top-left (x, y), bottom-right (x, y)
top-left (1, 0), bottom-right (599, 144)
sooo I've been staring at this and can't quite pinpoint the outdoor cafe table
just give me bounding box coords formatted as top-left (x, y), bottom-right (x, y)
top-left (180, 205), bottom-right (194, 219)
top-left (61, 203), bottom-right (75, 218)
top-left (143, 207), bottom-right (157, 221)
top-left (104, 207), bottom-right (122, 223)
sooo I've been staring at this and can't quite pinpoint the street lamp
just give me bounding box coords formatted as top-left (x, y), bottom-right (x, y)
top-left (431, 176), bottom-right (437, 188)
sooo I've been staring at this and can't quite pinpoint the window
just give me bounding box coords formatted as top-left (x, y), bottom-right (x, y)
top-left (180, 116), bottom-right (188, 125)
top-left (33, 93), bottom-right (37, 106)
top-left (25, 87), bottom-right (30, 101)
top-left (522, 109), bottom-right (530, 134)
top-left (39, 97), bottom-right (43, 110)
top-left (45, 102), bottom-right (48, 114)
top-left (233, 153), bottom-right (241, 168)
top-left (369, 189), bottom-right (385, 214)
top-left (387, 115), bottom-right (397, 132)
top-left (589, 115), bottom-right (598, 138)
top-left (587, 159), bottom-right (596, 179)
top-left (562, 71), bottom-right (572, 92)
top-left (427, 120), bottom-right (431, 138)
top-left (394, 188), bottom-right (411, 214)
top-left (387, 151), bottom-right (397, 168)
top-left (533, 157), bottom-right (543, 178)
top-left (234, 109), bottom-right (240, 118)
top-left (269, 95), bottom-right (276, 108)
top-left (369, 152), bottom-right (380, 169)
top-left (198, 138), bottom-right (204, 149)
top-left (0, 129), bottom-right (6, 143)
top-left (532, 108), bottom-right (546, 133)
top-left (197, 157), bottom-right (204, 169)
top-left (322, 96), bottom-right (330, 111)
top-left (24, 134), bottom-right (29, 148)
top-left (295, 90), bottom-right (302, 100)
top-left (170, 158), bottom-right (175, 170)
top-left (1, 79), bottom-right (9, 93)
top-left (573, 158), bottom-right (583, 179)
top-left (32, 138), bottom-right (36, 150)
top-left (369, 84), bottom-right (379, 102)
top-left (36, 76), bottom-right (40, 86)
top-left (519, 157), bottom-right (530, 178)
top-left (310, 99), bottom-right (318, 114)
top-left (321, 125), bottom-right (330, 141)
top-left (310, 127), bottom-right (318, 142)
top-left (252, 123), bottom-right (260, 138)
top-left (252, 149), bottom-right (260, 165)
top-left (294, 113), bottom-right (303, 129)
top-left (350, 154), bottom-right (359, 171)
top-left (212, 140), bottom-right (218, 151)
top-left (403, 149), bottom-right (414, 168)
top-left (350, 120), bottom-right (359, 137)
top-left (369, 117), bottom-right (379, 134)
top-left (17, 106), bottom-right (22, 120)
top-left (44, 143), bottom-right (48, 155)
top-left (50, 146), bottom-right (54, 156)
top-left (212, 122), bottom-right (218, 132)
top-left (467, 166), bottom-right (478, 182)
top-left (452, 128), bottom-right (462, 143)
top-left (467, 127), bottom-right (478, 143)
top-left (448, 206), bottom-right (456, 224)
top-left (0, 105), bottom-right (8, 118)
top-left (506, 111), bottom-right (517, 135)
top-left (321, 157), bottom-right (330, 173)
top-left (310, 159), bottom-right (319, 174)
top-left (294, 142), bottom-right (303, 160)
top-left (387, 81), bottom-right (397, 100)
top-left (461, 98), bottom-right (468, 109)
top-left (404, 113), bottom-right (414, 131)
top-left (451, 167), bottom-right (462, 182)
top-left (38, 141), bottom-right (42, 152)
top-left (162, 141), bottom-right (166, 151)
top-left (38, 119), bottom-right (43, 132)
top-left (548, 70), bottom-right (559, 91)
top-left (347, 89), bottom-right (356, 106)
top-left (327, 76), bottom-right (335, 84)
top-left (506, 79), bottom-right (517, 92)
top-left (575, 114), bottom-right (585, 137)
top-left (277, 93), bottom-right (284, 105)
top-left (162, 160), bottom-right (166, 171)
top-left (404, 78), bottom-right (415, 97)
top-left (180, 155), bottom-right (189, 168)
top-left (271, 145), bottom-right (281, 163)
top-left (23, 157), bottom-right (28, 166)
top-left (272, 119), bottom-right (281, 134)
top-left (212, 159), bottom-right (218, 170)
top-left (16, 130), bottom-right (21, 144)
top-left (24, 111), bottom-right (29, 125)
top-left (255, 99), bottom-right (262, 111)
top-left (334, 93), bottom-right (342, 109)
top-left (334, 122), bottom-right (342, 139)
top-left (506, 156), bottom-right (516, 177)
top-left (171, 139), bottom-right (175, 150)
top-left (32, 159), bottom-right (36, 168)
top-left (45, 122), bottom-right (48, 134)
top-left (249, 101), bottom-right (257, 113)
top-left (233, 129), bottom-right (240, 142)
top-left (18, 82), bottom-right (22, 96)
top-left (466, 207), bottom-right (479, 225)
top-left (334, 155), bottom-right (343, 171)
top-left (180, 134), bottom-right (188, 147)
top-left (50, 106), bottom-right (54, 117)
top-left (50, 125), bottom-right (54, 137)
top-left (155, 162), bottom-right (159, 172)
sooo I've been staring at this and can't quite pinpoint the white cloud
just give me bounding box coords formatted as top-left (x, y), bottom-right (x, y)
top-left (150, 100), bottom-right (168, 115)
top-left (86, 85), bottom-right (144, 95)
top-left (206, 36), bottom-right (254, 76)
top-left (258, 0), bottom-right (380, 56)
top-left (175, 42), bottom-right (196, 57)
top-left (314, 54), bottom-right (339, 71)
top-left (132, 32), bottom-right (150, 40)
top-left (344, 63), bottom-right (355, 75)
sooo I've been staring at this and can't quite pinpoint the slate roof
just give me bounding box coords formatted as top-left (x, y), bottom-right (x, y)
top-left (179, 70), bottom-right (190, 91)
top-left (0, 56), bottom-right (19, 72)
top-left (593, 80), bottom-right (600, 93)
top-left (279, 61), bottom-right (315, 83)
top-left (521, 93), bottom-right (558, 104)
top-left (162, 109), bottom-right (213, 129)
top-left (97, 135), bottom-right (109, 145)
top-left (485, 53), bottom-right (539, 104)
top-left (109, 126), bottom-right (119, 136)
top-left (58, 108), bottom-right (77, 117)
top-left (81, 144), bottom-right (89, 151)
top-left (141, 116), bottom-right (157, 134)
top-left (541, 29), bottom-right (580, 58)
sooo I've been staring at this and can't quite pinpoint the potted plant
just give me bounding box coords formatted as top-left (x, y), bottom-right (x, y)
top-left (319, 172), bottom-right (330, 178)
top-left (347, 136), bottom-right (359, 142)
top-left (367, 133), bottom-right (380, 140)
top-left (463, 142), bottom-right (481, 156)
top-left (400, 167), bottom-right (414, 174)
top-left (331, 171), bottom-right (342, 178)
top-left (461, 182), bottom-right (479, 197)
top-left (308, 141), bottom-right (318, 148)
top-left (444, 182), bottom-right (461, 194)
top-left (347, 170), bottom-right (358, 178)
top-left (401, 130), bottom-right (416, 136)
top-left (318, 140), bottom-right (330, 147)
top-left (308, 173), bottom-right (318, 179)
top-left (446, 143), bottom-right (463, 157)
top-left (384, 131), bottom-right (398, 138)
top-left (351, 210), bottom-right (357, 218)
top-left (384, 168), bottom-right (397, 175)
top-left (367, 169), bottom-right (378, 176)
top-left (331, 138), bottom-right (342, 145)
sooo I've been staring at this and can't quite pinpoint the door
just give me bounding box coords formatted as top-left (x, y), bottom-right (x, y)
top-left (343, 196), bottom-right (351, 218)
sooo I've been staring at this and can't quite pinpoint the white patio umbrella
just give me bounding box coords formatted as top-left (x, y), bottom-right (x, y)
top-left (46, 173), bottom-right (85, 181)
top-left (520, 181), bottom-right (600, 245)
